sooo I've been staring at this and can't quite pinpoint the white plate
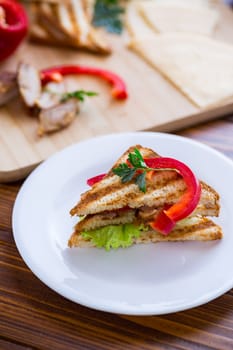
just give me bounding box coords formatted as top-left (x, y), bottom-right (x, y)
top-left (13, 132), bottom-right (233, 315)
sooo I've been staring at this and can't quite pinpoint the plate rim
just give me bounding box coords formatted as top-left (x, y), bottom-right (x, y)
top-left (12, 131), bottom-right (233, 315)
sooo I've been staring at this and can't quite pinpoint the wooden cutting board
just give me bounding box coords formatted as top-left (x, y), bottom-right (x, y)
top-left (1, 2), bottom-right (233, 182)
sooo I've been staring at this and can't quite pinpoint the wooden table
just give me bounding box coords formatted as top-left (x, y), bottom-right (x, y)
top-left (0, 116), bottom-right (233, 350)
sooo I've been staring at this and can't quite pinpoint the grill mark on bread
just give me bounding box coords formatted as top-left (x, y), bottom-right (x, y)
top-left (70, 179), bottom-right (219, 216)
top-left (75, 209), bottom-right (135, 231)
top-left (137, 220), bottom-right (223, 242)
top-left (71, 177), bottom-right (179, 215)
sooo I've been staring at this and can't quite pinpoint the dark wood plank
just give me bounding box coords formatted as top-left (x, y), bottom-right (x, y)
top-left (177, 118), bottom-right (233, 158)
top-left (0, 338), bottom-right (35, 350)
top-left (0, 182), bottom-right (22, 231)
top-left (0, 117), bottom-right (233, 350)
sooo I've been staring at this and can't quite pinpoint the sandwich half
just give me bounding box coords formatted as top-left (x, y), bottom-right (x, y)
top-left (69, 145), bottom-right (222, 250)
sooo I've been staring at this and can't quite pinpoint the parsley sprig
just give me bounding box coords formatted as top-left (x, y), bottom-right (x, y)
top-left (113, 148), bottom-right (175, 192)
top-left (61, 90), bottom-right (98, 103)
top-left (93, 0), bottom-right (125, 34)
top-left (113, 148), bottom-right (149, 192)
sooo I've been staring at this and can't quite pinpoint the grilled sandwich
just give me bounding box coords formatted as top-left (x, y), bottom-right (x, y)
top-left (69, 145), bottom-right (222, 249)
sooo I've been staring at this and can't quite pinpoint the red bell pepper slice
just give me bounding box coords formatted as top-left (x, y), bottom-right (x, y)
top-left (0, 0), bottom-right (28, 62)
top-left (41, 65), bottom-right (128, 100)
top-left (144, 157), bottom-right (201, 235)
top-left (87, 173), bottom-right (106, 186)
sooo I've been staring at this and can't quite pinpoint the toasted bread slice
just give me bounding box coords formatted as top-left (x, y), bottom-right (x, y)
top-left (27, 0), bottom-right (111, 54)
top-left (70, 145), bottom-right (220, 217)
top-left (83, 0), bottom-right (95, 20)
top-left (26, 3), bottom-right (56, 44)
top-left (55, 2), bottom-right (75, 37)
top-left (69, 0), bottom-right (111, 54)
top-left (68, 216), bottom-right (223, 248)
top-left (30, 23), bottom-right (55, 44)
top-left (28, 2), bottom-right (72, 44)
top-left (75, 209), bottom-right (136, 232)
top-left (37, 2), bottom-right (72, 42)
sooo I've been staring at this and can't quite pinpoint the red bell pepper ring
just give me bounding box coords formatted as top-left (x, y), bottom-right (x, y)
top-left (87, 173), bottom-right (106, 186)
top-left (144, 158), bottom-right (201, 235)
top-left (41, 65), bottom-right (128, 100)
top-left (0, 0), bottom-right (28, 62)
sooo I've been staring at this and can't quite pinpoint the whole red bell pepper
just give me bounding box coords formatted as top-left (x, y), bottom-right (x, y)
top-left (41, 65), bottom-right (128, 100)
top-left (0, 0), bottom-right (28, 62)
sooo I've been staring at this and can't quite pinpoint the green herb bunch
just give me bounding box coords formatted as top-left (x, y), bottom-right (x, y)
top-left (93, 0), bottom-right (126, 34)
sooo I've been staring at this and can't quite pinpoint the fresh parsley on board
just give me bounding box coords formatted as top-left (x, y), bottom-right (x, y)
top-left (93, 0), bottom-right (126, 34)
top-left (61, 90), bottom-right (98, 103)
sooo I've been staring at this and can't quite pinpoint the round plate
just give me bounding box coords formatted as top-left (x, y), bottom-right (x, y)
top-left (12, 132), bottom-right (233, 315)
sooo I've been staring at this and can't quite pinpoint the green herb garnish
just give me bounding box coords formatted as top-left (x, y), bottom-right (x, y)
top-left (135, 172), bottom-right (146, 193)
top-left (113, 148), bottom-right (174, 193)
top-left (113, 148), bottom-right (149, 192)
top-left (61, 90), bottom-right (98, 103)
top-left (93, 0), bottom-right (125, 34)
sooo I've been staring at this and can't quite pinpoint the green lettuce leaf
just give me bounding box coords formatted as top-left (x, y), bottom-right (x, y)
top-left (81, 224), bottom-right (148, 251)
